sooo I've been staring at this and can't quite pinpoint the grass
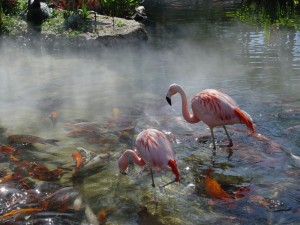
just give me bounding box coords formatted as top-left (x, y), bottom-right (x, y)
top-left (0, 0), bottom-right (138, 37)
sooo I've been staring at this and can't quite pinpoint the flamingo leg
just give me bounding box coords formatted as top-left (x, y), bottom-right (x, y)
top-left (159, 179), bottom-right (177, 188)
top-left (150, 169), bottom-right (155, 188)
top-left (223, 126), bottom-right (233, 147)
top-left (210, 128), bottom-right (216, 150)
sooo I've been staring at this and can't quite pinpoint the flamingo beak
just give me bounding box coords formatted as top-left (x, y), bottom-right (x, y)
top-left (166, 96), bottom-right (172, 105)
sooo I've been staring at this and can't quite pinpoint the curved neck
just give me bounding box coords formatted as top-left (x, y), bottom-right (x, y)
top-left (176, 86), bottom-right (200, 124)
top-left (118, 150), bottom-right (145, 172)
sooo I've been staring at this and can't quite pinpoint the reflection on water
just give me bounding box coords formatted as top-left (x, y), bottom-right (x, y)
top-left (0, 0), bottom-right (300, 224)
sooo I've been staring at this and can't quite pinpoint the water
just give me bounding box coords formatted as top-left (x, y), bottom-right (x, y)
top-left (0, 0), bottom-right (300, 224)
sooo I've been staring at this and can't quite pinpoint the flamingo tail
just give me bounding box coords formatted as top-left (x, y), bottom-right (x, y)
top-left (168, 160), bottom-right (180, 182)
top-left (234, 108), bottom-right (255, 133)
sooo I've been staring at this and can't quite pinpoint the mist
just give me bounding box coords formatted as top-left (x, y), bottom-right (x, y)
top-left (0, 33), bottom-right (244, 134)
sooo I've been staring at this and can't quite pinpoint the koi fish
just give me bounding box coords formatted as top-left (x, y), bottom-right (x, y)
top-left (50, 111), bottom-right (58, 127)
top-left (9, 156), bottom-right (65, 181)
top-left (72, 147), bottom-right (109, 177)
top-left (0, 208), bottom-right (43, 220)
top-left (0, 172), bottom-right (23, 183)
top-left (8, 135), bottom-right (59, 146)
top-left (72, 152), bottom-right (84, 170)
top-left (97, 208), bottom-right (116, 223)
top-left (205, 168), bottom-right (234, 204)
top-left (67, 129), bottom-right (98, 137)
top-left (0, 145), bottom-right (20, 155)
top-left (42, 187), bottom-right (79, 212)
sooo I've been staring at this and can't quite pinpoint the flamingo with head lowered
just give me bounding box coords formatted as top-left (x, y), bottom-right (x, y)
top-left (118, 128), bottom-right (180, 188)
top-left (166, 83), bottom-right (255, 150)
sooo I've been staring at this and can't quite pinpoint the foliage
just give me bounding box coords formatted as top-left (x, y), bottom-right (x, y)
top-left (0, 0), bottom-right (19, 15)
top-left (102, 0), bottom-right (139, 18)
top-left (237, 0), bottom-right (298, 23)
top-left (115, 19), bottom-right (125, 27)
top-left (0, 0), bottom-right (28, 35)
top-left (0, 0), bottom-right (138, 37)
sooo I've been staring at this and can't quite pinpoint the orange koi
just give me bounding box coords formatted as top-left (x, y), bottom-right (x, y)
top-left (205, 168), bottom-right (234, 203)
top-left (72, 152), bottom-right (84, 169)
top-left (50, 111), bottom-right (58, 126)
top-left (97, 208), bottom-right (116, 223)
top-left (0, 145), bottom-right (20, 155)
top-left (0, 172), bottom-right (23, 183)
top-left (9, 156), bottom-right (64, 181)
top-left (0, 208), bottom-right (43, 220)
top-left (8, 135), bottom-right (59, 146)
top-left (67, 129), bottom-right (96, 136)
top-left (30, 166), bottom-right (64, 181)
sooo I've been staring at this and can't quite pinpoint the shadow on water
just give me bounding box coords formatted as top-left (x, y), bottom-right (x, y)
top-left (0, 0), bottom-right (300, 224)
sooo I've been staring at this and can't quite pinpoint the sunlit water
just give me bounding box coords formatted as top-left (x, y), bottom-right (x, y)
top-left (0, 0), bottom-right (300, 224)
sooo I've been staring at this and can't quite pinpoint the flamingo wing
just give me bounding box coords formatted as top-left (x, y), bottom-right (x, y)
top-left (135, 129), bottom-right (175, 169)
top-left (191, 89), bottom-right (244, 128)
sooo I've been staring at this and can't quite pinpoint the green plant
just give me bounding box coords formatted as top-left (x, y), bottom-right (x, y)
top-left (81, 1), bottom-right (89, 20)
top-left (239, 0), bottom-right (297, 23)
top-left (115, 19), bottom-right (125, 27)
top-left (1, 0), bottom-right (19, 15)
top-left (102, 0), bottom-right (139, 18)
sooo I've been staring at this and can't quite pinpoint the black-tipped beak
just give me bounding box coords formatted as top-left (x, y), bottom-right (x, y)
top-left (166, 96), bottom-right (172, 106)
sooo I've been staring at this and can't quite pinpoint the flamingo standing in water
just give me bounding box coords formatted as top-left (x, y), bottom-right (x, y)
top-left (118, 128), bottom-right (180, 187)
top-left (166, 83), bottom-right (255, 149)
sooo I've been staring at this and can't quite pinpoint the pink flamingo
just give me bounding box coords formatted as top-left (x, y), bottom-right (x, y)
top-left (118, 128), bottom-right (180, 187)
top-left (166, 83), bottom-right (255, 149)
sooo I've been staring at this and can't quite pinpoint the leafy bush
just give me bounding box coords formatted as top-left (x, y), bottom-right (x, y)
top-left (240, 0), bottom-right (296, 22)
top-left (1, 0), bottom-right (19, 15)
top-left (102, 0), bottom-right (140, 18)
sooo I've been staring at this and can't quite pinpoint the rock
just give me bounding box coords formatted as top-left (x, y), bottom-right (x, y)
top-left (42, 15), bottom-right (148, 51)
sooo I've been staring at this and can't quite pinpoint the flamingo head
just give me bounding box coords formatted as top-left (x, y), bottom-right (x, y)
top-left (166, 83), bottom-right (180, 106)
top-left (168, 160), bottom-right (180, 182)
top-left (118, 153), bottom-right (129, 175)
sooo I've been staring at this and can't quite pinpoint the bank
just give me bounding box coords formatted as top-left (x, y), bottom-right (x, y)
top-left (0, 5), bottom-right (148, 51)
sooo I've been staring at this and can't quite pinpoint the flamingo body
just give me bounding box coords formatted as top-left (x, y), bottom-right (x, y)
top-left (166, 84), bottom-right (254, 149)
top-left (118, 129), bottom-right (180, 186)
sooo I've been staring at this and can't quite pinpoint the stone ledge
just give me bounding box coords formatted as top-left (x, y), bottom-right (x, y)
top-left (2, 14), bottom-right (148, 51)
top-left (41, 15), bottom-right (148, 50)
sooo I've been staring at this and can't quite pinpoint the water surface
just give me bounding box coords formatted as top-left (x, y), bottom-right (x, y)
top-left (0, 0), bottom-right (300, 224)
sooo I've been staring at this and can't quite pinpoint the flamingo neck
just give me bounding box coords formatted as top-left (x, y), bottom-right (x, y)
top-left (118, 150), bottom-right (145, 172)
top-left (176, 85), bottom-right (200, 124)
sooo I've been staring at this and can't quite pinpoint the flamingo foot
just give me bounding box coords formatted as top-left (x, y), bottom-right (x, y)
top-left (217, 139), bottom-right (233, 148)
top-left (159, 179), bottom-right (177, 189)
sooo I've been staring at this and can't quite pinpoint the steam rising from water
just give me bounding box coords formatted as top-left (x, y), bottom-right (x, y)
top-left (0, 38), bottom-right (242, 133)
top-left (0, 18), bottom-right (299, 138)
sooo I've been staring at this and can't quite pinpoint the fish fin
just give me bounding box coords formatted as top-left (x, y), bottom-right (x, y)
top-left (234, 108), bottom-right (254, 133)
top-left (168, 160), bottom-right (180, 182)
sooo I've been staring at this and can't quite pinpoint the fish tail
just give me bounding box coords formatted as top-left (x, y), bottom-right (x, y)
top-left (205, 167), bottom-right (213, 176)
top-left (234, 108), bottom-right (255, 133)
top-left (46, 139), bottom-right (60, 146)
top-left (168, 160), bottom-right (180, 182)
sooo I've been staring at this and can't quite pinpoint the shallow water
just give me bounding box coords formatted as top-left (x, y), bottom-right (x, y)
top-left (0, 0), bottom-right (300, 224)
